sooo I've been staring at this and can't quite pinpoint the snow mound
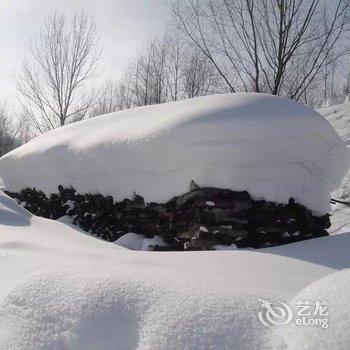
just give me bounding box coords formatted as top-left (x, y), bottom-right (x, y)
top-left (0, 191), bottom-right (31, 226)
top-left (0, 93), bottom-right (348, 214)
top-left (0, 267), bottom-right (269, 350)
top-left (2, 192), bottom-right (350, 349)
top-left (114, 233), bottom-right (167, 251)
top-left (318, 102), bottom-right (350, 234)
top-left (276, 269), bottom-right (350, 349)
top-left (319, 102), bottom-right (350, 200)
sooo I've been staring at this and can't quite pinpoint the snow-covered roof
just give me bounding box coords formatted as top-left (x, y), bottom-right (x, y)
top-left (0, 93), bottom-right (348, 214)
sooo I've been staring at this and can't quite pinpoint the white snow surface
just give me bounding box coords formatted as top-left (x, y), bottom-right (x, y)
top-left (0, 93), bottom-right (348, 215)
top-left (318, 102), bottom-right (350, 233)
top-left (319, 101), bottom-right (350, 201)
top-left (274, 268), bottom-right (350, 349)
top-left (114, 233), bottom-right (167, 251)
top-left (1, 191), bottom-right (350, 349)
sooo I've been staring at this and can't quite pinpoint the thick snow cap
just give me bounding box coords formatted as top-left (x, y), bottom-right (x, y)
top-left (0, 93), bottom-right (348, 214)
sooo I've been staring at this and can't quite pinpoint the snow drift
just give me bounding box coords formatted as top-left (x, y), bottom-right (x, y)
top-left (275, 268), bottom-right (350, 350)
top-left (317, 102), bottom-right (350, 234)
top-left (0, 93), bottom-right (348, 214)
top-left (319, 101), bottom-right (350, 201)
top-left (1, 191), bottom-right (350, 349)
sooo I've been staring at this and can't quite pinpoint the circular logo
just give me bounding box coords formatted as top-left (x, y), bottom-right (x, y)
top-left (258, 298), bottom-right (293, 328)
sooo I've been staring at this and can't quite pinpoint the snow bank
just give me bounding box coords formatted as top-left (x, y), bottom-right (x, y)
top-left (319, 102), bottom-right (350, 201)
top-left (0, 93), bottom-right (348, 215)
top-left (329, 203), bottom-right (350, 235)
top-left (318, 102), bottom-right (350, 234)
top-left (1, 192), bottom-right (350, 349)
top-left (275, 269), bottom-right (350, 349)
top-left (114, 232), bottom-right (167, 251)
top-left (0, 191), bottom-right (31, 226)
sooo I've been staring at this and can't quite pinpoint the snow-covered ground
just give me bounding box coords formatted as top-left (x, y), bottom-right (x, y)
top-left (319, 102), bottom-right (350, 200)
top-left (0, 94), bottom-right (350, 349)
top-left (0, 93), bottom-right (348, 215)
top-left (1, 190), bottom-right (350, 349)
top-left (318, 102), bottom-right (350, 233)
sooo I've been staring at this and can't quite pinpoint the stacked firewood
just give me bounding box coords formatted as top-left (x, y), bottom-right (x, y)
top-left (6, 184), bottom-right (330, 250)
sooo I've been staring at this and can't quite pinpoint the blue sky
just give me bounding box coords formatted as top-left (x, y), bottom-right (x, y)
top-left (0, 0), bottom-right (167, 104)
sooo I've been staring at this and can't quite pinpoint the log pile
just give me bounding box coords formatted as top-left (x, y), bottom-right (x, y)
top-left (5, 184), bottom-right (331, 250)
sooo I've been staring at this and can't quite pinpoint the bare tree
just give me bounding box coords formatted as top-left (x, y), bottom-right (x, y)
top-left (166, 33), bottom-right (185, 101)
top-left (342, 57), bottom-right (350, 99)
top-left (16, 113), bottom-right (35, 145)
top-left (171, 0), bottom-right (350, 101)
top-left (166, 33), bottom-right (223, 100)
top-left (130, 38), bottom-right (169, 106)
top-left (92, 32), bottom-right (224, 116)
top-left (0, 103), bottom-right (19, 157)
top-left (15, 11), bottom-right (101, 133)
top-left (182, 47), bottom-right (223, 98)
top-left (90, 81), bottom-right (120, 116)
top-left (89, 77), bottom-right (135, 117)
